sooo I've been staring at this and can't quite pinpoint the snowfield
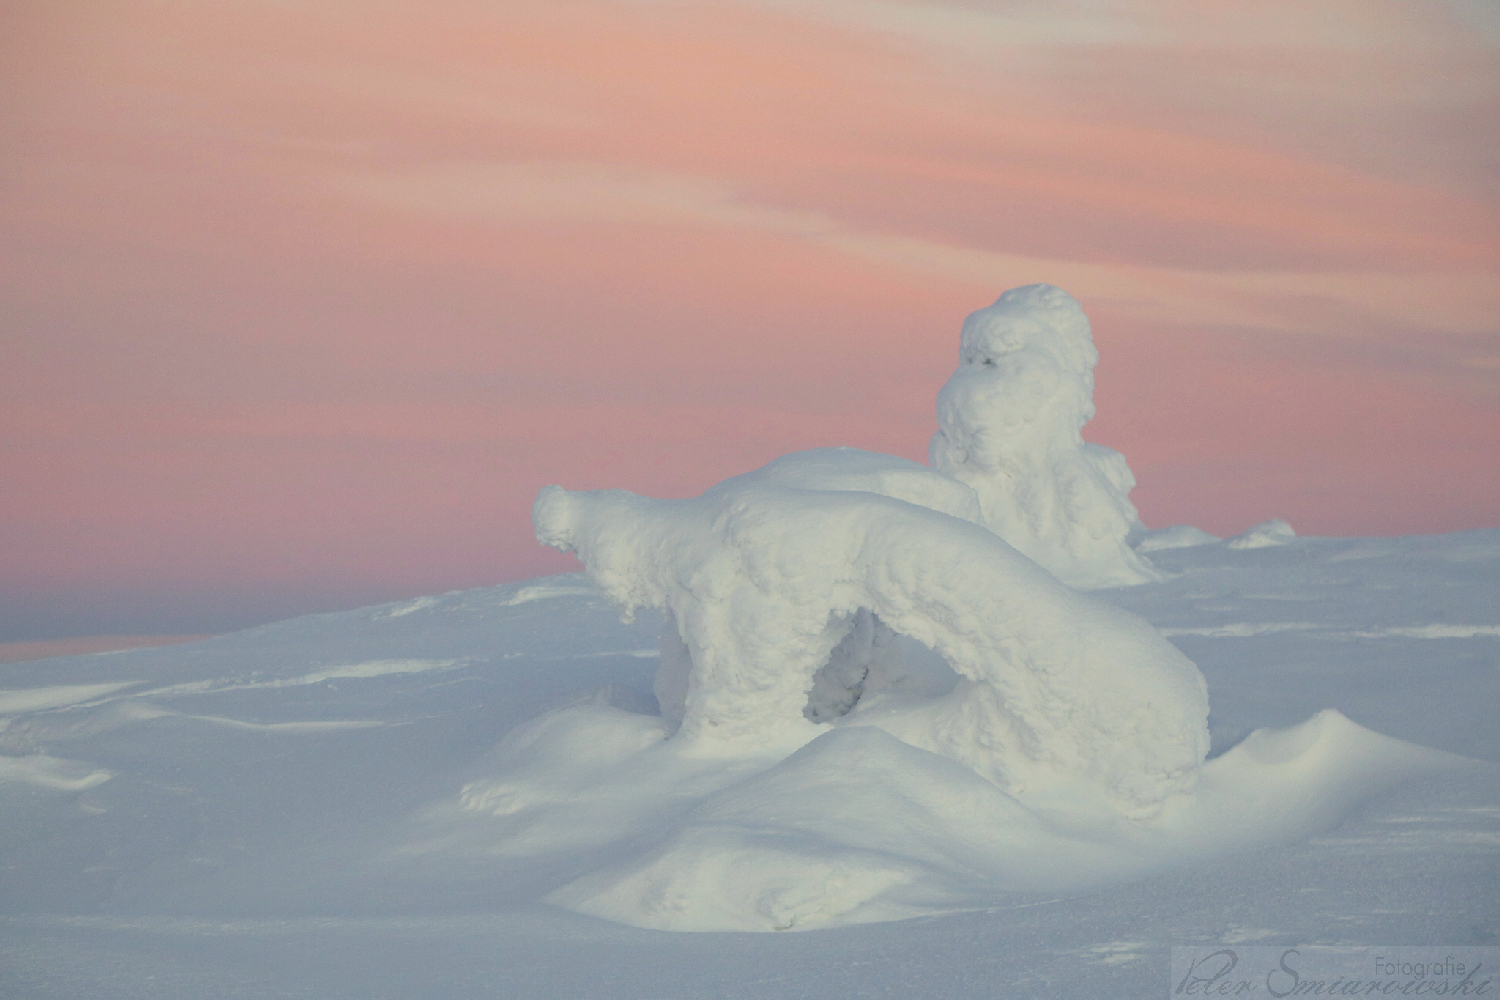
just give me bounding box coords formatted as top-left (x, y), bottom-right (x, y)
top-left (2, 538), bottom-right (1496, 997)
top-left (2, 286), bottom-right (1495, 997)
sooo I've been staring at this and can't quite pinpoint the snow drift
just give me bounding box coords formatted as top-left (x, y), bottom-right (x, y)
top-left (537, 708), bottom-right (1460, 932)
top-left (929, 284), bottom-right (1160, 589)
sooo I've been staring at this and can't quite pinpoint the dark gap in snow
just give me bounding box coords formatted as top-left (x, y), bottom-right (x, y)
top-left (803, 610), bottom-right (877, 722)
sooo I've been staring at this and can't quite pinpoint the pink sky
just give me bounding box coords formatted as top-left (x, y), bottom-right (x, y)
top-left (2, 0), bottom-right (1497, 639)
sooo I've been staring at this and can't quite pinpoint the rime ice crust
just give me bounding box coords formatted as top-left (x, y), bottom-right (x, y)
top-left (534, 447), bottom-right (1211, 818)
top-left (929, 283), bottom-right (1162, 589)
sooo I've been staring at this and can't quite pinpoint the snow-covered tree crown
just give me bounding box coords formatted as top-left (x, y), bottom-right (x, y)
top-left (932, 283), bottom-right (1159, 588)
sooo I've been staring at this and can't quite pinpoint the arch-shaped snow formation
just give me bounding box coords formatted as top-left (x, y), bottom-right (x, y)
top-left (535, 448), bottom-right (1209, 817)
top-left (930, 283), bottom-right (1161, 589)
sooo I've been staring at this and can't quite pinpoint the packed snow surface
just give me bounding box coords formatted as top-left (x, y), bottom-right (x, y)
top-left (1, 531), bottom-right (1496, 996)
top-left (929, 284), bottom-right (1160, 588)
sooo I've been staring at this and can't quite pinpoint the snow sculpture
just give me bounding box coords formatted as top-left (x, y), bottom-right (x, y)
top-left (929, 284), bottom-right (1161, 589)
top-left (535, 448), bottom-right (1210, 818)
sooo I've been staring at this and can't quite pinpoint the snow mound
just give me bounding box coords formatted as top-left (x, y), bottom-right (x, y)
top-left (1159, 709), bottom-right (1464, 849)
top-left (487, 706), bottom-right (1460, 932)
top-left (534, 447), bottom-right (1210, 818)
top-left (1135, 524), bottom-right (1221, 552)
top-left (1227, 518), bottom-right (1296, 549)
top-left (928, 284), bottom-right (1161, 589)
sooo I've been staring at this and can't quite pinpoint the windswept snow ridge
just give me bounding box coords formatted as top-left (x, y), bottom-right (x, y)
top-left (929, 284), bottom-right (1161, 589)
top-left (0, 682), bottom-right (141, 714)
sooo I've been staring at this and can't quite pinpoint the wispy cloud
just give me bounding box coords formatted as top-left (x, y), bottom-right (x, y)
top-left (338, 158), bottom-right (1500, 338)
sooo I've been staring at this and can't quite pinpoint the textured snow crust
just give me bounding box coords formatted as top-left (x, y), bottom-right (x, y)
top-left (929, 284), bottom-right (1160, 588)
